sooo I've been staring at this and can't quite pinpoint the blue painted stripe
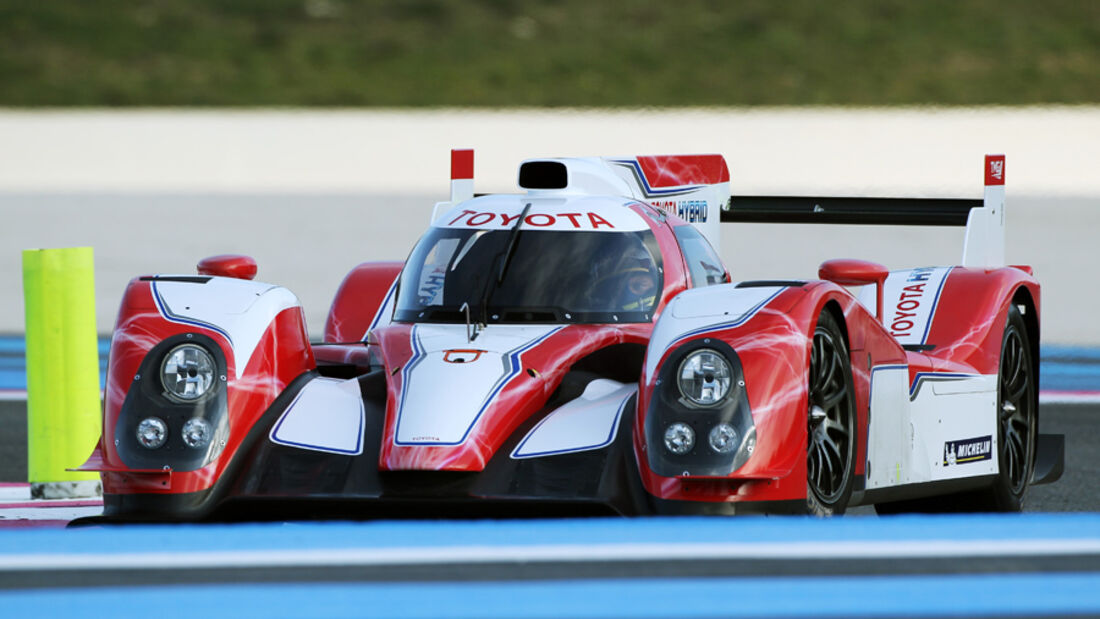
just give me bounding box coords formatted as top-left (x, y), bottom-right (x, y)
top-left (610, 159), bottom-right (704, 197)
top-left (151, 281), bottom-right (234, 345)
top-left (1, 513), bottom-right (1098, 555)
top-left (671, 287), bottom-right (785, 346)
top-left (0, 573), bottom-right (1097, 618)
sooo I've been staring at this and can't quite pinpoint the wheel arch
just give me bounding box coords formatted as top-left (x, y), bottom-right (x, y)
top-left (1010, 284), bottom-right (1041, 454)
top-left (1010, 285), bottom-right (1040, 391)
top-left (820, 298), bottom-right (851, 350)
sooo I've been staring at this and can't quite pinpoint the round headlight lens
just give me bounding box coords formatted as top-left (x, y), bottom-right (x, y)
top-left (136, 417), bottom-right (168, 449)
top-left (181, 418), bottom-right (213, 449)
top-left (677, 349), bottom-right (732, 406)
top-left (664, 422), bottom-right (695, 455)
top-left (708, 423), bottom-right (739, 453)
top-left (161, 344), bottom-right (216, 401)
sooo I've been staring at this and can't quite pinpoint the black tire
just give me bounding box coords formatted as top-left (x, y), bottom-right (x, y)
top-left (805, 310), bottom-right (857, 516)
top-left (874, 304), bottom-right (1037, 514)
top-left (983, 304), bottom-right (1037, 511)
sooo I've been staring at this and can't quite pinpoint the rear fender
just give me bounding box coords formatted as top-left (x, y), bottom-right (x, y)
top-left (324, 261), bottom-right (403, 343)
top-left (919, 267), bottom-right (1040, 375)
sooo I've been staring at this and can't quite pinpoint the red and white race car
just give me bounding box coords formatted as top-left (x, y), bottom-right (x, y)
top-left (77, 150), bottom-right (1063, 521)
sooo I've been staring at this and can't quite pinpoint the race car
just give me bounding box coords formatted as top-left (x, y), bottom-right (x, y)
top-left (74, 149), bottom-right (1063, 521)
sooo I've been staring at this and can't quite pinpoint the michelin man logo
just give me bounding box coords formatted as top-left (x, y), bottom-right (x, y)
top-left (943, 435), bottom-right (992, 466)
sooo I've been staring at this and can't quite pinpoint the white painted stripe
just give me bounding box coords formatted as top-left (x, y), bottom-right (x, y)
top-left (1040, 391), bottom-right (1100, 404)
top-left (1, 539), bottom-right (1098, 571)
top-left (0, 507), bottom-right (102, 521)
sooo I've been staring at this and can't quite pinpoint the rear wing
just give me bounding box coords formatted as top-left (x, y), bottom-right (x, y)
top-left (723, 154), bottom-right (1007, 268)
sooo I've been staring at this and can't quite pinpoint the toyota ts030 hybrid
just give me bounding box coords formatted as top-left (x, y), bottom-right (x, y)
top-left (75, 150), bottom-right (1063, 522)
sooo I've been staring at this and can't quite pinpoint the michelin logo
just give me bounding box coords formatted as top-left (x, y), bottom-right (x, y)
top-left (943, 435), bottom-right (993, 466)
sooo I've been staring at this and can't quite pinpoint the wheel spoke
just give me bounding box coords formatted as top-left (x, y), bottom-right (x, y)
top-left (1007, 381), bottom-right (1029, 407)
top-left (822, 416), bottom-right (849, 441)
top-left (821, 387), bottom-right (847, 411)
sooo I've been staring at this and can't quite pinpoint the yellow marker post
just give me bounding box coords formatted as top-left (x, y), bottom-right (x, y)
top-left (22, 247), bottom-right (102, 499)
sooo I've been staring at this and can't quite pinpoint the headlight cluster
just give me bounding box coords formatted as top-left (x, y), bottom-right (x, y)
top-left (661, 349), bottom-right (740, 455)
top-left (116, 334), bottom-right (229, 472)
top-left (647, 343), bottom-right (756, 477)
top-left (131, 343), bottom-right (218, 451)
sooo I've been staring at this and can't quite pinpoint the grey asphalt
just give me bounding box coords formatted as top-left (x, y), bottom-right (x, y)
top-left (1, 400), bottom-right (1093, 512)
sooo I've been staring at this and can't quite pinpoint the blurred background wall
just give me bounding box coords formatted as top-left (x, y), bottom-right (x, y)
top-left (2, 1), bottom-right (1097, 343)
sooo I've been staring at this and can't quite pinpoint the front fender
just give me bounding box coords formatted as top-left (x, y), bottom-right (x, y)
top-left (94, 275), bottom-right (315, 495)
top-left (636, 281), bottom-right (848, 503)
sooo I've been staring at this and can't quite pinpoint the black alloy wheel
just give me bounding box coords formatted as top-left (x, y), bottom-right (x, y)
top-left (806, 310), bottom-right (856, 516)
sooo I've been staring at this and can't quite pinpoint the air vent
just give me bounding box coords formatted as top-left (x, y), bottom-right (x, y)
top-left (519, 161), bottom-right (568, 190)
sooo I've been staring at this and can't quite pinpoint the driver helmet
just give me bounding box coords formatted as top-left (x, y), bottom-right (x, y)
top-left (616, 247), bottom-right (659, 310)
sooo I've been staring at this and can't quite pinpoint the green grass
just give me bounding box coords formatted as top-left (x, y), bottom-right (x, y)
top-left (0, 0), bottom-right (1097, 106)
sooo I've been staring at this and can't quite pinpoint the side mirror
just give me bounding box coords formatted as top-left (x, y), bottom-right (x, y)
top-left (197, 254), bottom-right (258, 281)
top-left (819, 259), bottom-right (888, 323)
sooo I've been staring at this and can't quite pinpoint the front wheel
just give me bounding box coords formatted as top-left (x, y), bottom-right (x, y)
top-left (805, 310), bottom-right (857, 516)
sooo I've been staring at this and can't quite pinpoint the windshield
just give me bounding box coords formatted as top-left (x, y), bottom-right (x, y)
top-left (394, 228), bottom-right (663, 324)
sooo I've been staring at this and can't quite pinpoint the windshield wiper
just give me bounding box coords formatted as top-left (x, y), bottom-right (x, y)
top-left (497, 202), bottom-right (532, 286)
top-left (476, 202), bottom-right (532, 332)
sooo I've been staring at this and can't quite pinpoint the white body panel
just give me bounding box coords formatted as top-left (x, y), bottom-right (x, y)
top-left (866, 366), bottom-right (911, 488)
top-left (645, 284), bottom-right (785, 382)
top-left (435, 194), bottom-right (651, 232)
top-left (875, 267), bottom-right (953, 346)
top-left (395, 323), bottom-right (562, 446)
top-left (511, 379), bottom-right (635, 459)
top-left (269, 377), bottom-right (365, 455)
top-left (962, 179), bottom-right (1006, 268)
top-left (152, 277), bottom-right (302, 379)
top-left (912, 373), bottom-right (999, 481)
top-left (866, 366), bottom-right (998, 490)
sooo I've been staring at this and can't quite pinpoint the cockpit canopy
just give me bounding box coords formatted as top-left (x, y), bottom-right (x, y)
top-left (394, 226), bottom-right (663, 324)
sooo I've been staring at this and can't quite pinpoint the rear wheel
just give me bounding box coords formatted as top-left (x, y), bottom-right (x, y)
top-left (984, 305), bottom-right (1037, 510)
top-left (806, 310), bottom-right (856, 516)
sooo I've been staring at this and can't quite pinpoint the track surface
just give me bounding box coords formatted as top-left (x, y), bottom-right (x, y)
top-left (0, 515), bottom-right (1097, 617)
top-left (0, 403), bottom-right (1095, 616)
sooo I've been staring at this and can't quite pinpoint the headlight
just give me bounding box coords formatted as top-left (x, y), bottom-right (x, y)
top-left (161, 344), bottom-right (216, 401)
top-left (677, 349), bottom-right (732, 406)
top-left (664, 422), bottom-right (695, 455)
top-left (708, 423), bottom-right (739, 453)
top-left (136, 417), bottom-right (168, 449)
top-left (181, 417), bottom-right (213, 449)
